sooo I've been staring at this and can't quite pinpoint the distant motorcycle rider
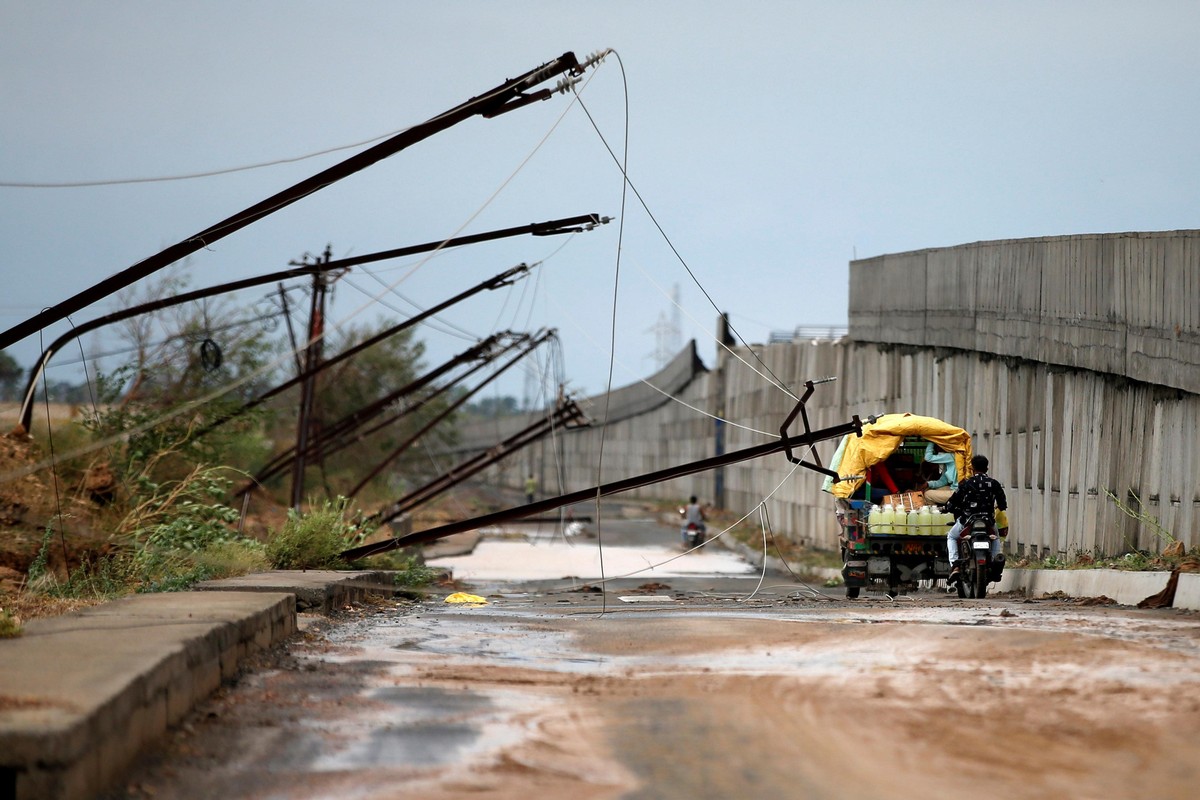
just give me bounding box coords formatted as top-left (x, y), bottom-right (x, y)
top-left (945, 455), bottom-right (1007, 582)
top-left (681, 496), bottom-right (706, 542)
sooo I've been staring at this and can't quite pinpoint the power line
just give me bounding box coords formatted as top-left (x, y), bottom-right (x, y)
top-left (0, 129), bottom-right (408, 188)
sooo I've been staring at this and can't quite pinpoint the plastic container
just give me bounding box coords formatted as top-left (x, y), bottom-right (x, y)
top-left (867, 505), bottom-right (883, 534)
top-left (918, 505), bottom-right (933, 535)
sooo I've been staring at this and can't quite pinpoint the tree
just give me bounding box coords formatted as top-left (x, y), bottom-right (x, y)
top-left (0, 350), bottom-right (22, 401)
top-left (107, 264), bottom-right (283, 408)
top-left (464, 394), bottom-right (520, 418)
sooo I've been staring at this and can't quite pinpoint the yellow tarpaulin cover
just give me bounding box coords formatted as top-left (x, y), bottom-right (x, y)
top-left (829, 413), bottom-right (973, 499)
top-left (444, 592), bottom-right (488, 605)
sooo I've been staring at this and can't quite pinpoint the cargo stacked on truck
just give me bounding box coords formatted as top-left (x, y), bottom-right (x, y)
top-left (822, 413), bottom-right (974, 599)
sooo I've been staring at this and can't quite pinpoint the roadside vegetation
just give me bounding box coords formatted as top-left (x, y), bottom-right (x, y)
top-left (0, 271), bottom-right (456, 633)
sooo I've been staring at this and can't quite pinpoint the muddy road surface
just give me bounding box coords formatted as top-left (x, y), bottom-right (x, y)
top-left (112, 514), bottom-right (1200, 800)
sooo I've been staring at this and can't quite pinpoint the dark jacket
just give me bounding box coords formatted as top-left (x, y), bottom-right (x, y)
top-left (946, 473), bottom-right (1007, 524)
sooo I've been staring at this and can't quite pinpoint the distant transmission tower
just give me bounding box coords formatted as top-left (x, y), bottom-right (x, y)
top-left (522, 361), bottom-right (539, 411)
top-left (645, 283), bottom-right (683, 369)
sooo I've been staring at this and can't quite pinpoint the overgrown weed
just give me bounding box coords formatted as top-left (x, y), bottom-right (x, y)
top-left (0, 608), bottom-right (21, 638)
top-left (266, 497), bottom-right (369, 570)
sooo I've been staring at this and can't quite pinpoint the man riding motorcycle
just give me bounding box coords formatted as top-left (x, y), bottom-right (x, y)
top-left (680, 496), bottom-right (707, 545)
top-left (945, 455), bottom-right (1007, 584)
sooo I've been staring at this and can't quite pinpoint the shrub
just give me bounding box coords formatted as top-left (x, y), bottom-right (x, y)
top-left (266, 498), bottom-right (365, 570)
top-left (0, 608), bottom-right (21, 638)
top-left (394, 556), bottom-right (437, 587)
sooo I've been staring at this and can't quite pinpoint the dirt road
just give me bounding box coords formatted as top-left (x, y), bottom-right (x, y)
top-left (111, 573), bottom-right (1200, 800)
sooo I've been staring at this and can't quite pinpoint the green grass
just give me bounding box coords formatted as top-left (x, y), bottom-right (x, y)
top-left (266, 498), bottom-right (366, 570)
top-left (0, 608), bottom-right (21, 638)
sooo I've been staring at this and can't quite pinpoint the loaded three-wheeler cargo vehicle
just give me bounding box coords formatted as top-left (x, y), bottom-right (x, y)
top-left (823, 413), bottom-right (974, 598)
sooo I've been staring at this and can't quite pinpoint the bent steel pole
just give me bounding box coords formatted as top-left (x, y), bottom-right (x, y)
top-left (339, 413), bottom-right (865, 561)
top-left (193, 264), bottom-right (531, 439)
top-left (367, 398), bottom-right (590, 528)
top-left (346, 329), bottom-right (555, 498)
top-left (244, 333), bottom-right (515, 489)
top-left (13, 214), bottom-right (602, 434)
top-left (15, 264), bottom-right (330, 433)
top-left (0, 52), bottom-right (585, 350)
top-left (320, 214), bottom-right (606, 271)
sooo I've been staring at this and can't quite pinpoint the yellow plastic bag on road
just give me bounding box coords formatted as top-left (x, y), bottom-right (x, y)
top-left (444, 592), bottom-right (488, 605)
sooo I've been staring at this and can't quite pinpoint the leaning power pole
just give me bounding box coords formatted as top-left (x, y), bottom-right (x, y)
top-left (291, 246), bottom-right (332, 510)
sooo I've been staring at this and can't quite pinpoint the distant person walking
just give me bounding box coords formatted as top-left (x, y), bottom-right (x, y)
top-left (524, 474), bottom-right (538, 504)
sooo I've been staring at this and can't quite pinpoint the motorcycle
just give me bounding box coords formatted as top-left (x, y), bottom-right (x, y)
top-left (952, 512), bottom-right (1005, 598)
top-left (678, 507), bottom-right (707, 548)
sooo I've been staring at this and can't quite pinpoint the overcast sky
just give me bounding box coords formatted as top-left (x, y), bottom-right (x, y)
top-left (3, 1), bottom-right (1198, 405)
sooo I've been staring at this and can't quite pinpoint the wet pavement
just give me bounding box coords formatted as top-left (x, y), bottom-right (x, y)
top-left (108, 503), bottom-right (1200, 800)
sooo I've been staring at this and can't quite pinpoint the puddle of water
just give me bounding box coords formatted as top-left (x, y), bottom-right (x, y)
top-left (306, 679), bottom-right (544, 772)
top-left (316, 721), bottom-right (480, 768)
top-left (369, 685), bottom-right (493, 715)
top-left (429, 539), bottom-right (755, 581)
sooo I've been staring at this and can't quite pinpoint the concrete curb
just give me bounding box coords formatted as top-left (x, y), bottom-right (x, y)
top-left (996, 568), bottom-right (1176, 607)
top-left (720, 534), bottom-right (1196, 609)
top-left (0, 591), bottom-right (294, 800)
top-left (0, 571), bottom-right (400, 800)
top-left (1174, 573), bottom-right (1200, 610)
top-left (197, 569), bottom-right (397, 612)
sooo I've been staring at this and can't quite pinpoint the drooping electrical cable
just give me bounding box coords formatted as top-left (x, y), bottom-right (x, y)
top-left (342, 274), bottom-right (476, 342)
top-left (586, 48), bottom-right (627, 617)
top-left (572, 87), bottom-right (796, 399)
top-left (0, 127), bottom-right (414, 188)
top-left (632, 254), bottom-right (800, 401)
top-left (553, 459), bottom-right (803, 594)
top-left (540, 289), bottom-right (775, 437)
top-left (47, 308), bottom-right (283, 367)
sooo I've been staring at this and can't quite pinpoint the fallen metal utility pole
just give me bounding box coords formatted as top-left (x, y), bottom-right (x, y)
top-left (194, 264), bottom-right (531, 440)
top-left (318, 214), bottom-right (606, 271)
top-left (340, 379), bottom-right (868, 561)
top-left (242, 333), bottom-right (518, 491)
top-left (13, 214), bottom-right (603, 435)
top-left (367, 397), bottom-right (590, 529)
top-left (0, 51), bottom-right (592, 350)
top-left (346, 328), bottom-right (556, 498)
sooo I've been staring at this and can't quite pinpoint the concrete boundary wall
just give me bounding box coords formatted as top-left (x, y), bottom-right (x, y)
top-left (459, 337), bottom-right (1199, 560)
top-left (456, 230), bottom-right (1199, 559)
top-left (849, 229), bottom-right (1200, 395)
